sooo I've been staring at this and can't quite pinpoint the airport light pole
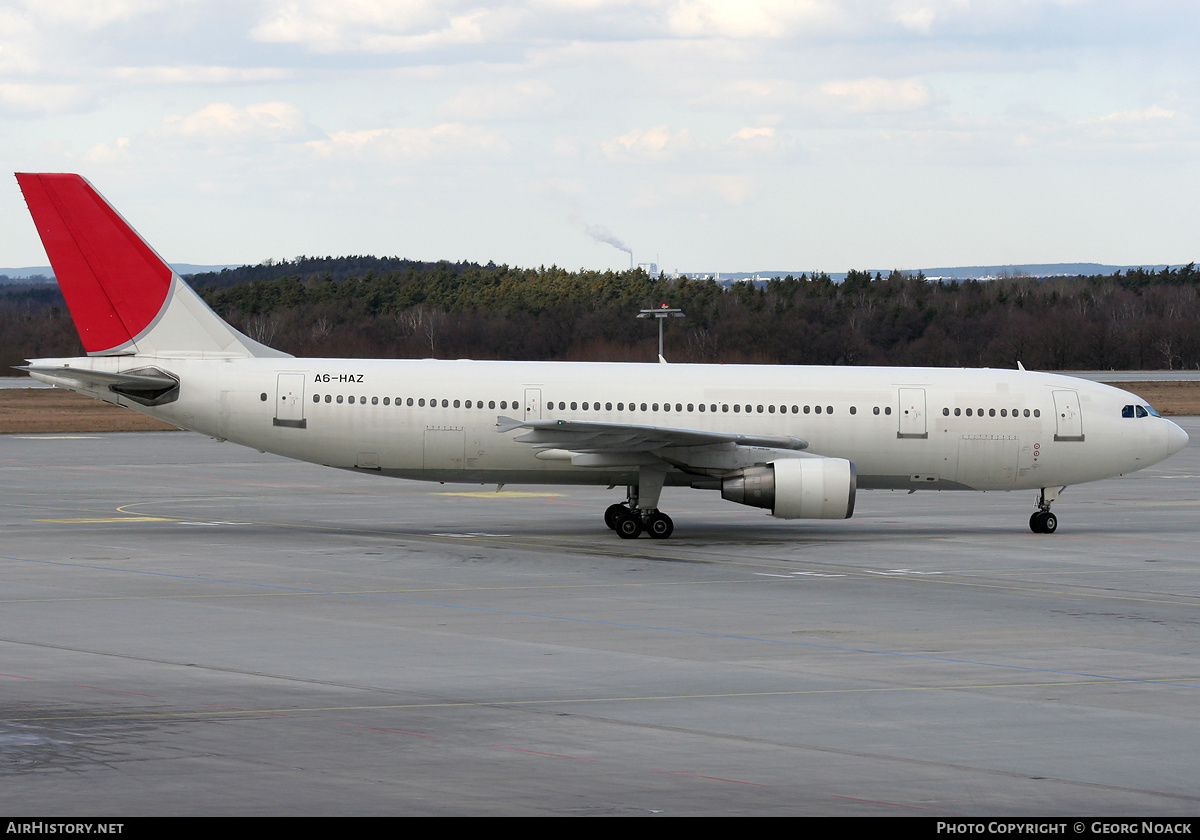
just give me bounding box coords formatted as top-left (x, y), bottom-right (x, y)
top-left (637, 305), bottom-right (685, 362)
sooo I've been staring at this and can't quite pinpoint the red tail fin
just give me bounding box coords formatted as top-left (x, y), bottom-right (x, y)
top-left (17, 173), bottom-right (172, 355)
top-left (17, 173), bottom-right (287, 359)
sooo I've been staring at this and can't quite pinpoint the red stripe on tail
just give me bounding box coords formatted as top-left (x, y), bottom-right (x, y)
top-left (17, 173), bottom-right (172, 354)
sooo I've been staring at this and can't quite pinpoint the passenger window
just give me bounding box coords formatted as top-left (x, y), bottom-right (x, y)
top-left (337, 395), bottom-right (344, 404)
top-left (873, 406), bottom-right (879, 415)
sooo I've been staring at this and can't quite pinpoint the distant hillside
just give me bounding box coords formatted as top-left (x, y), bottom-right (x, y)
top-left (708, 264), bottom-right (1175, 283)
top-left (0, 263), bottom-right (241, 284)
top-left (7, 260), bottom-right (1189, 286)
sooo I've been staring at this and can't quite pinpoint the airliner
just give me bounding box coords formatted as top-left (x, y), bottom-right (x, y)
top-left (14, 173), bottom-right (1189, 539)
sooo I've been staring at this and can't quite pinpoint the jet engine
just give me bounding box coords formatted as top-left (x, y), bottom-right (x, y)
top-left (720, 458), bottom-right (856, 519)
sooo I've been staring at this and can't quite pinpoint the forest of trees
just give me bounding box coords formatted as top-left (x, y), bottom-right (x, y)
top-left (3, 258), bottom-right (1200, 373)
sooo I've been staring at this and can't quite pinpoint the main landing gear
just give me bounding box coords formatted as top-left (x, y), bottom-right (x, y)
top-left (605, 502), bottom-right (674, 539)
top-left (604, 467), bottom-right (675, 539)
top-left (1029, 486), bottom-right (1064, 534)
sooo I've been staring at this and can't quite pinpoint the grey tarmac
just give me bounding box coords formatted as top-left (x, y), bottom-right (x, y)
top-left (1, 422), bottom-right (1199, 816)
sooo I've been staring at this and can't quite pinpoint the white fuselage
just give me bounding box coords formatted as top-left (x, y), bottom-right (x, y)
top-left (34, 355), bottom-right (1185, 493)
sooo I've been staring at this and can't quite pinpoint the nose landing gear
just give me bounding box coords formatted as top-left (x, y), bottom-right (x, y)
top-left (1030, 486), bottom-right (1064, 534)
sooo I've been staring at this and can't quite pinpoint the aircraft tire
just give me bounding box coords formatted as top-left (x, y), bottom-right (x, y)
top-left (615, 512), bottom-right (643, 539)
top-left (646, 512), bottom-right (674, 539)
top-left (604, 503), bottom-right (628, 530)
top-left (1030, 511), bottom-right (1058, 534)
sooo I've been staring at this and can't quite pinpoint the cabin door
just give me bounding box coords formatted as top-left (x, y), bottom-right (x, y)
top-left (274, 373), bottom-right (307, 428)
top-left (524, 388), bottom-right (542, 421)
top-left (1052, 390), bottom-right (1084, 441)
top-left (897, 388), bottom-right (928, 439)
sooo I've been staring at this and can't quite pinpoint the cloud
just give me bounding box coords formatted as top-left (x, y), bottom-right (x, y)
top-left (250, 0), bottom-right (504, 53)
top-left (19, 0), bottom-right (172, 30)
top-left (602, 125), bottom-right (695, 162)
top-left (112, 66), bottom-right (293, 84)
top-left (306, 123), bottom-right (509, 161)
top-left (81, 136), bottom-right (132, 165)
top-left (821, 77), bottom-right (933, 113)
top-left (666, 0), bottom-right (840, 39)
top-left (0, 82), bottom-right (90, 113)
top-left (1093, 105), bottom-right (1176, 124)
top-left (162, 101), bottom-right (312, 143)
top-left (436, 80), bottom-right (565, 122)
top-left (631, 172), bottom-right (756, 207)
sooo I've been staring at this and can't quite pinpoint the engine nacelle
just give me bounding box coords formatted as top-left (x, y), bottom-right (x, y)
top-left (721, 458), bottom-right (856, 519)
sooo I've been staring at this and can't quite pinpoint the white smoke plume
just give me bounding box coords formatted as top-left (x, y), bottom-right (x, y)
top-left (584, 223), bottom-right (632, 256)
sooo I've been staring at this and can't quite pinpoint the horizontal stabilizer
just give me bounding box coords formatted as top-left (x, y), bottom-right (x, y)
top-left (19, 364), bottom-right (180, 406)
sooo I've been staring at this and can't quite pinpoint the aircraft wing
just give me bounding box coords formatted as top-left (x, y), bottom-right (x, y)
top-left (497, 416), bottom-right (807, 470)
top-left (497, 416), bottom-right (807, 452)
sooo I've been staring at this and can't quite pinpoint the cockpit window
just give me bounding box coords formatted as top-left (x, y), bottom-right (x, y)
top-left (1123, 404), bottom-right (1162, 418)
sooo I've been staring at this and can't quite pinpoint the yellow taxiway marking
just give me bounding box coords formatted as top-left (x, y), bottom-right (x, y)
top-left (35, 516), bottom-right (176, 523)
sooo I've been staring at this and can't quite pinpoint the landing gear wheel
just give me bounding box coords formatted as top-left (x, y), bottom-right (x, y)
top-left (646, 512), bottom-right (674, 540)
top-left (615, 512), bottom-right (643, 539)
top-left (604, 503), bottom-right (628, 531)
top-left (1030, 511), bottom-right (1058, 534)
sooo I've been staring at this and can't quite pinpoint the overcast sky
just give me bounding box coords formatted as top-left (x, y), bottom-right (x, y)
top-left (2, 0), bottom-right (1196, 274)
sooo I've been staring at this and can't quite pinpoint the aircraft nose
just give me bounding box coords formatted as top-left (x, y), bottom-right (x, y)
top-left (1167, 420), bottom-right (1189, 456)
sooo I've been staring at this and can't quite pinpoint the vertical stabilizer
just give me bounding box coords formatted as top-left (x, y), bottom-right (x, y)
top-left (16, 173), bottom-right (288, 358)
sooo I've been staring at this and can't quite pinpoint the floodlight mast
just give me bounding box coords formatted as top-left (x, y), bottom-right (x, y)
top-left (636, 305), bottom-right (685, 362)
